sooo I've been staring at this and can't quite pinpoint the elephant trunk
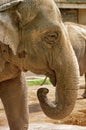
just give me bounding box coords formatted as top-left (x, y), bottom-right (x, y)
top-left (37, 26), bottom-right (80, 120)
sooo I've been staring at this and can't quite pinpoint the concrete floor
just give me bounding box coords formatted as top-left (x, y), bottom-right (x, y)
top-left (0, 123), bottom-right (86, 130)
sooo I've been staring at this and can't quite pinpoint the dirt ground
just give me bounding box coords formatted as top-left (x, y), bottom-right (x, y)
top-left (0, 81), bottom-right (86, 128)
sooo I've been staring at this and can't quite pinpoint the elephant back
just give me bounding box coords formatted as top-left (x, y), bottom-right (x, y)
top-left (0, 0), bottom-right (23, 12)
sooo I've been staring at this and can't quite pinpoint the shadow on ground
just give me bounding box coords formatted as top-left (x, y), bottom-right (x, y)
top-left (29, 103), bottom-right (41, 113)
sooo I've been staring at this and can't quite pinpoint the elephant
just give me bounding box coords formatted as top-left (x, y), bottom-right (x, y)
top-left (0, 0), bottom-right (80, 130)
top-left (64, 22), bottom-right (86, 98)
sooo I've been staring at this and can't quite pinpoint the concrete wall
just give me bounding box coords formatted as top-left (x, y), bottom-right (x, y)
top-left (60, 8), bottom-right (86, 25)
top-left (78, 9), bottom-right (86, 25)
top-left (60, 9), bottom-right (78, 23)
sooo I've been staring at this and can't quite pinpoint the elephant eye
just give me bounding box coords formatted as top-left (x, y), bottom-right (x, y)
top-left (44, 32), bottom-right (59, 46)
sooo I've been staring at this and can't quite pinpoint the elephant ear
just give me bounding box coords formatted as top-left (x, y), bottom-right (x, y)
top-left (0, 0), bottom-right (23, 12)
top-left (0, 0), bottom-right (24, 55)
top-left (0, 51), bottom-right (5, 72)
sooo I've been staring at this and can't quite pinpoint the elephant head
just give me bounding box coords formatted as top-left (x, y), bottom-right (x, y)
top-left (0, 0), bottom-right (79, 119)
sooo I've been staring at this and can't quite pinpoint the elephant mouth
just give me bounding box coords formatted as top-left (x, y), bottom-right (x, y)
top-left (46, 70), bottom-right (57, 86)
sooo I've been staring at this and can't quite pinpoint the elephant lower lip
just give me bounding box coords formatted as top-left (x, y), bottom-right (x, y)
top-left (47, 71), bottom-right (57, 86)
top-left (50, 75), bottom-right (57, 86)
top-left (22, 67), bottom-right (28, 72)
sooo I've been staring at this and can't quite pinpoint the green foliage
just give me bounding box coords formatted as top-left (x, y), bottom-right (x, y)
top-left (27, 79), bottom-right (51, 86)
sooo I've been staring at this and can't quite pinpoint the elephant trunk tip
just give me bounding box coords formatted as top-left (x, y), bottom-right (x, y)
top-left (37, 88), bottom-right (49, 101)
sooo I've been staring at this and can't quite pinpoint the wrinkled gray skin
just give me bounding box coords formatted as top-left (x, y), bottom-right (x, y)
top-left (65, 22), bottom-right (86, 98)
top-left (0, 0), bottom-right (80, 130)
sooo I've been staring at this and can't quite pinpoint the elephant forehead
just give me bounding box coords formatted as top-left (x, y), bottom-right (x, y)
top-left (17, 0), bottom-right (61, 25)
